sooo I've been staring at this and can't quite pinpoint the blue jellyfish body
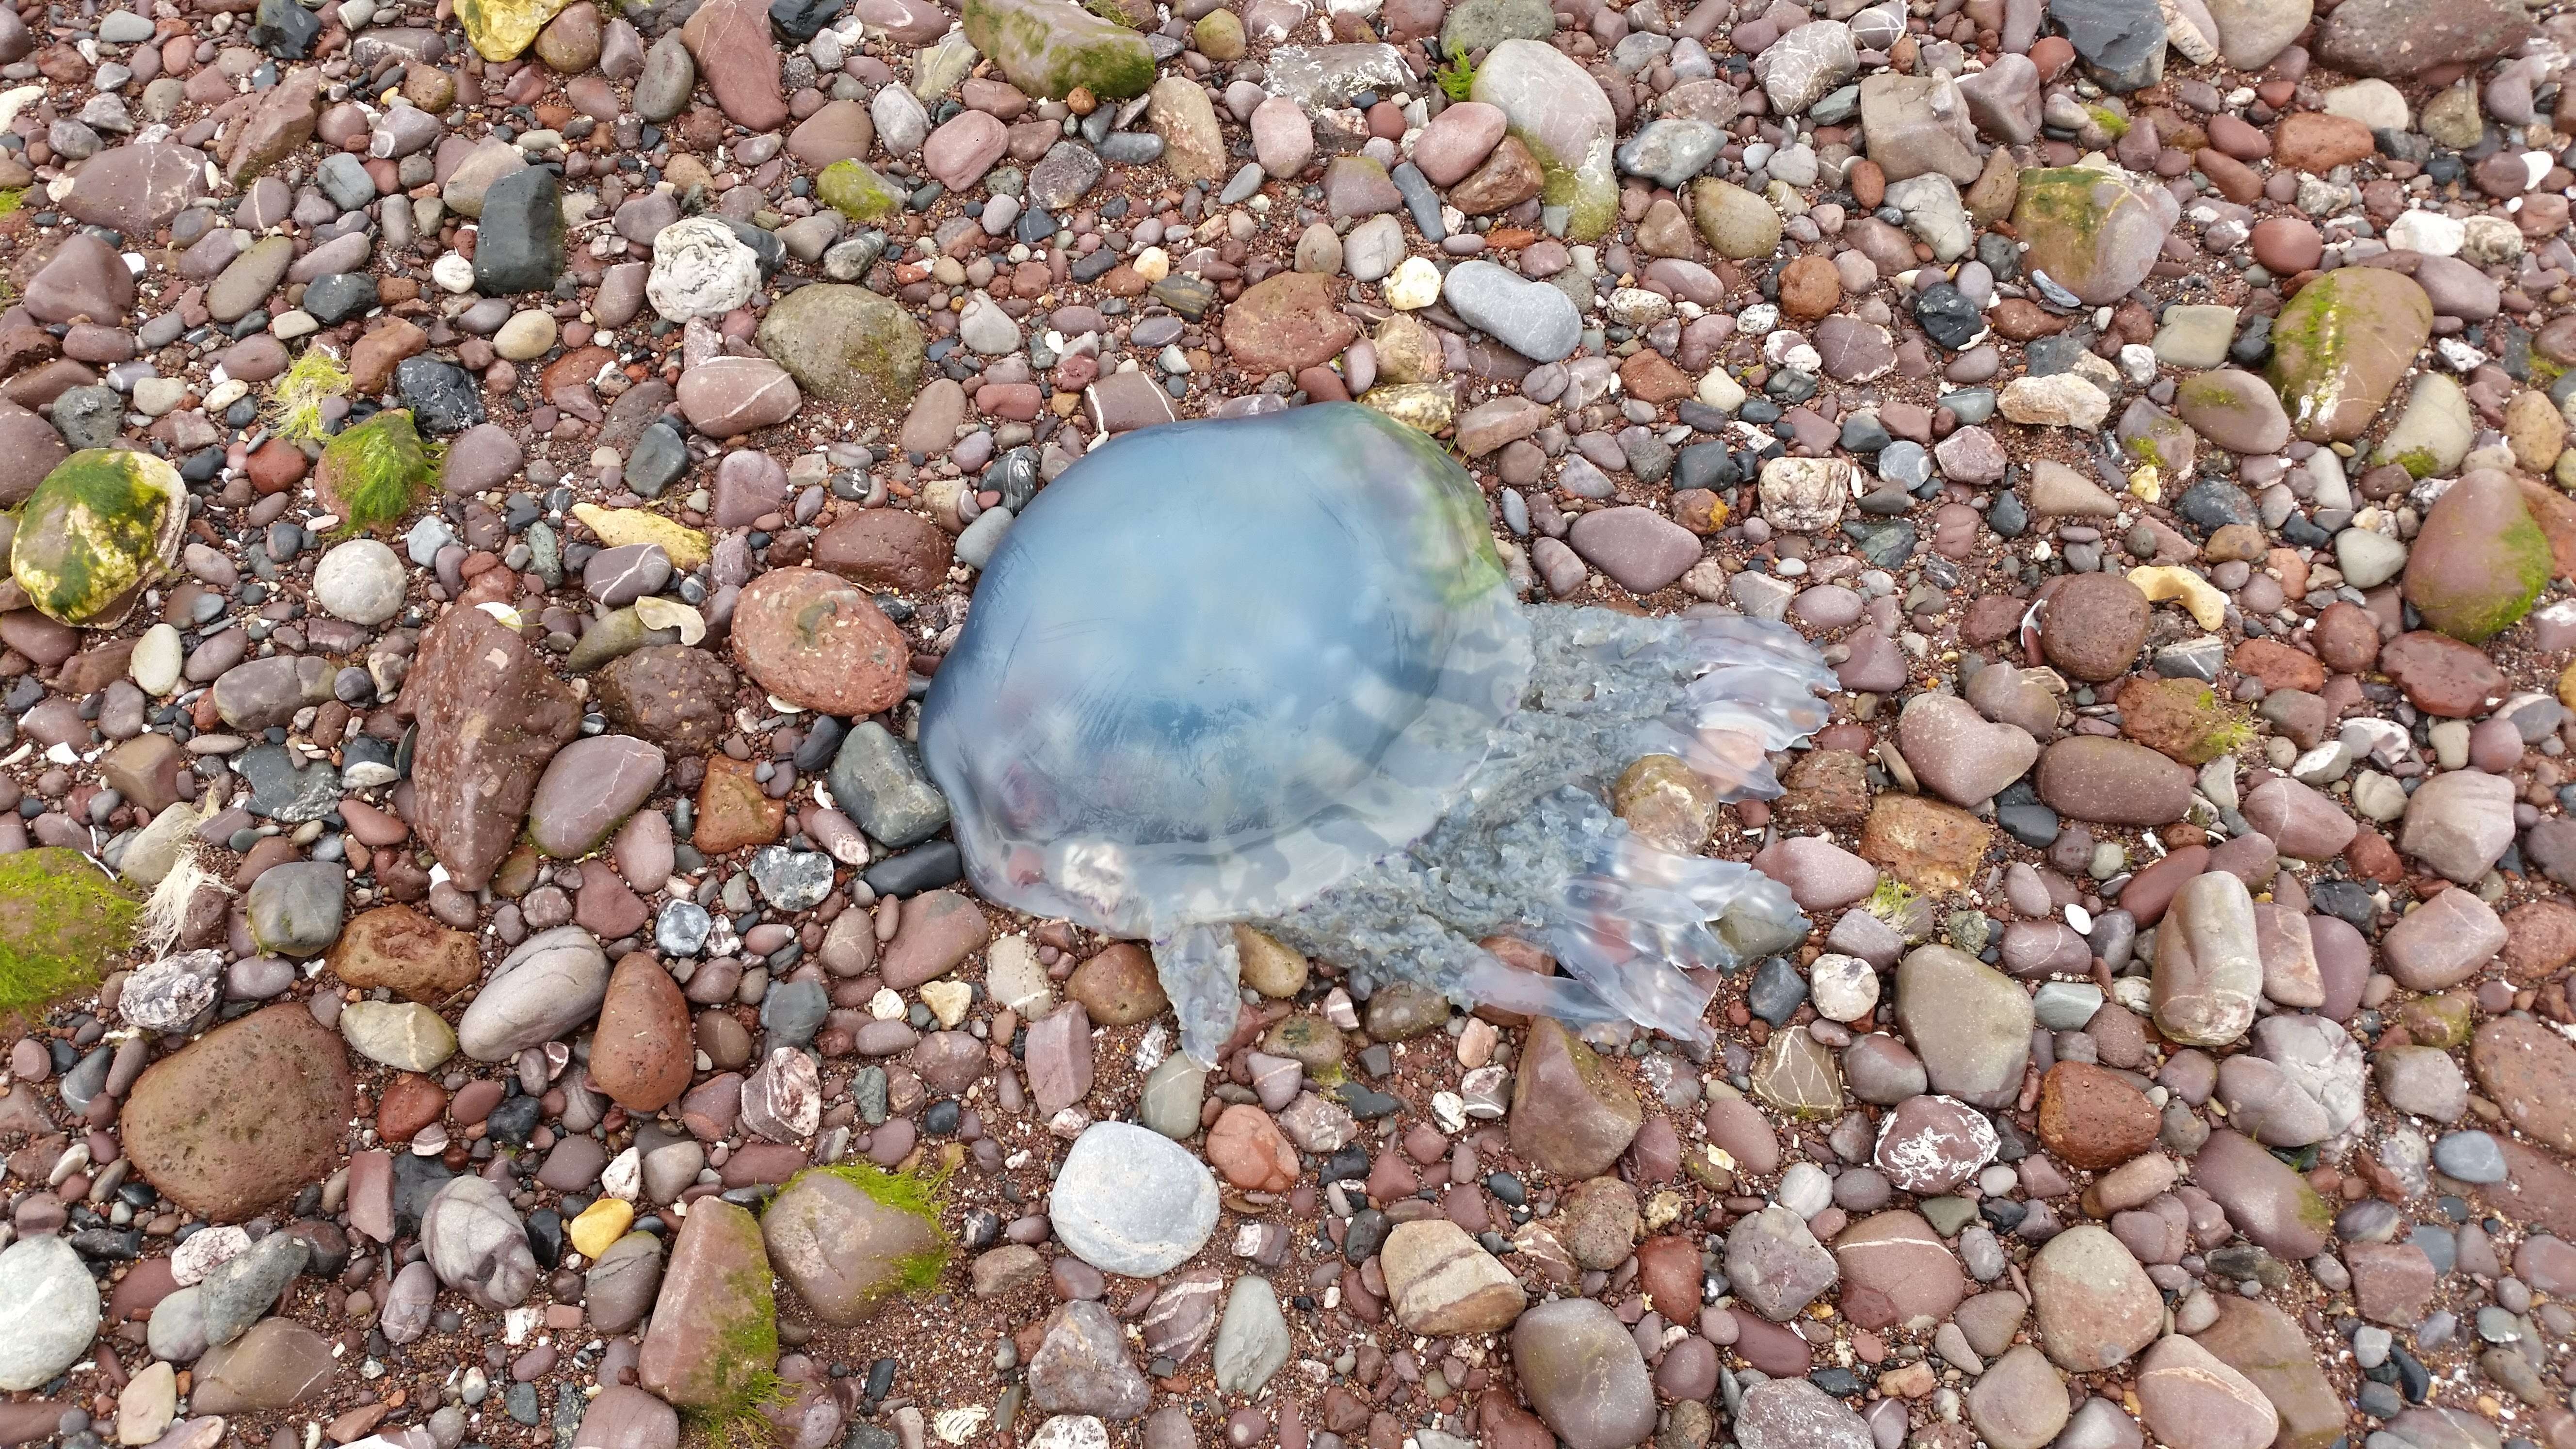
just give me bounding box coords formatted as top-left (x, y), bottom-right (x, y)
top-left (920, 403), bottom-right (1836, 1064)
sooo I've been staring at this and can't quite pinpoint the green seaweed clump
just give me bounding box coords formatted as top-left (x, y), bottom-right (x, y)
top-left (692, 1325), bottom-right (791, 1449)
top-left (269, 348), bottom-right (353, 445)
top-left (316, 409), bottom-right (442, 533)
top-left (1082, 0), bottom-right (1137, 28)
top-left (0, 189), bottom-right (24, 218)
top-left (0, 848), bottom-right (140, 1020)
top-left (1434, 45), bottom-right (1478, 102)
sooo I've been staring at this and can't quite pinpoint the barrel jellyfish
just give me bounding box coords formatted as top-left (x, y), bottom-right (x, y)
top-left (918, 403), bottom-right (1837, 1066)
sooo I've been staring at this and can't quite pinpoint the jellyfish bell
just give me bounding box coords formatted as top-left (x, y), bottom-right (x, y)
top-left (920, 402), bottom-right (1837, 1066)
top-left (923, 402), bottom-right (1531, 934)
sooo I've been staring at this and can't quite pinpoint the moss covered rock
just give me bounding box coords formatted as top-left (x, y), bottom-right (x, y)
top-left (960, 0), bottom-right (1155, 100)
top-left (2010, 166), bottom-right (2180, 306)
top-left (755, 284), bottom-right (926, 408)
top-left (638, 1199), bottom-right (778, 1414)
top-left (816, 159), bottom-right (905, 223)
top-left (1471, 40), bottom-right (1619, 242)
top-left (2403, 469), bottom-right (2554, 643)
top-left (759, 1164), bottom-right (949, 1325)
top-left (2267, 266), bottom-right (2432, 443)
top-left (2118, 677), bottom-right (2251, 765)
top-left (0, 848), bottom-right (138, 1017)
top-left (8, 449), bottom-right (187, 628)
top-left (315, 409), bottom-right (440, 533)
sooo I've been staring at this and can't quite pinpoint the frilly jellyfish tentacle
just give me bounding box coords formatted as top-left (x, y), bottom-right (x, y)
top-left (1153, 922), bottom-right (1243, 1069)
top-left (1529, 839), bottom-right (1810, 1046)
top-left (1454, 948), bottom-right (1636, 1027)
top-left (1541, 917), bottom-right (1718, 1045)
top-left (1647, 614), bottom-right (1840, 800)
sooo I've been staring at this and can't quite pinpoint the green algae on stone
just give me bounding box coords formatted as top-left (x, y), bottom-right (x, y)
top-left (643, 1198), bottom-right (784, 1435)
top-left (2120, 677), bottom-right (2253, 765)
top-left (755, 283), bottom-right (925, 408)
top-left (1471, 39), bottom-right (1618, 242)
top-left (2402, 469), bottom-right (2553, 644)
top-left (809, 1161), bottom-right (952, 1294)
top-left (959, 0), bottom-right (1156, 100)
top-left (694, 1327), bottom-right (789, 1449)
top-left (316, 409), bottom-right (442, 533)
top-left (2009, 166), bottom-right (2177, 306)
top-left (2266, 266), bottom-right (2433, 443)
top-left (2386, 447), bottom-right (2441, 479)
top-left (759, 1162), bottom-right (951, 1325)
top-left (816, 160), bottom-right (905, 223)
top-left (2399, 991), bottom-right (2477, 1048)
top-left (8, 449), bottom-right (188, 628)
top-left (2370, 372), bottom-right (2474, 480)
top-left (1534, 143), bottom-right (1619, 242)
top-left (0, 848), bottom-right (140, 1018)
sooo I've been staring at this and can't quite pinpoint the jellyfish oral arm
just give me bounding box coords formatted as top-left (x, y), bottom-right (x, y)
top-left (1153, 921), bottom-right (1245, 1069)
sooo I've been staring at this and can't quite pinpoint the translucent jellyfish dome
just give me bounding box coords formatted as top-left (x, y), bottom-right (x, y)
top-left (919, 403), bottom-right (1536, 940)
top-left (921, 402), bottom-right (1837, 1065)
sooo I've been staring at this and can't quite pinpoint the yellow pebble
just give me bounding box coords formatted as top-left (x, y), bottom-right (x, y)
top-left (568, 1198), bottom-right (635, 1259)
top-left (919, 979), bottom-right (973, 1028)
top-left (571, 503), bottom-right (711, 573)
top-left (1360, 381), bottom-right (1456, 435)
top-left (2129, 564), bottom-right (2228, 631)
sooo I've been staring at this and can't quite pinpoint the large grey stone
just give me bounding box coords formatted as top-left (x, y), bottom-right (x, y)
top-left (1468, 39), bottom-right (1617, 239)
top-left (1048, 1122), bottom-right (1221, 1277)
top-left (1442, 260), bottom-right (1582, 362)
top-left (456, 925), bottom-right (611, 1060)
top-left (422, 1175), bottom-right (539, 1310)
top-left (0, 1236), bottom-right (100, 1390)
top-left (828, 723), bottom-right (950, 848)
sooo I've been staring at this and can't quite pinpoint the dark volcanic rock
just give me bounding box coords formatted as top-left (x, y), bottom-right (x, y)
top-left (474, 167), bottom-right (566, 295)
top-left (397, 358), bottom-right (489, 434)
top-left (250, 0), bottom-right (322, 55)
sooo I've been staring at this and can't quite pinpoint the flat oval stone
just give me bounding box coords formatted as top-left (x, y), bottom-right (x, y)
top-left (528, 735), bottom-right (667, 859)
top-left (1048, 1121), bottom-right (1220, 1277)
